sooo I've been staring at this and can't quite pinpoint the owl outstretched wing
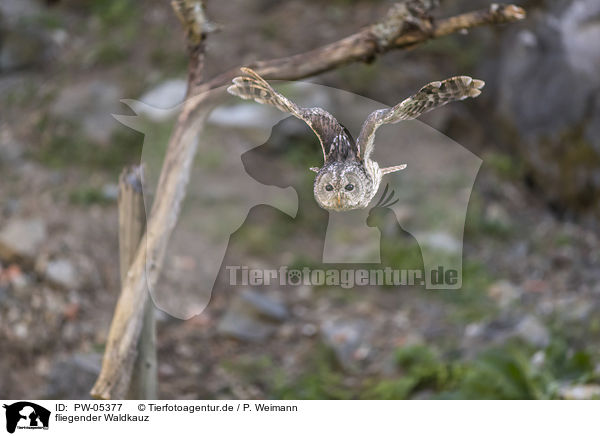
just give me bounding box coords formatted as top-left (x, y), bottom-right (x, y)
top-left (227, 68), bottom-right (349, 162)
top-left (357, 76), bottom-right (485, 162)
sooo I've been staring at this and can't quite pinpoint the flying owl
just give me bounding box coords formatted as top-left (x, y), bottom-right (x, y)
top-left (227, 68), bottom-right (484, 211)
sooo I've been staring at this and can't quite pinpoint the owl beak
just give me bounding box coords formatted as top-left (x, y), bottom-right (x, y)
top-left (336, 192), bottom-right (342, 207)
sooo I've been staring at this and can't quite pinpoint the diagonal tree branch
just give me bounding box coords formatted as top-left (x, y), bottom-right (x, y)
top-left (91, 1), bottom-right (525, 399)
top-left (90, 0), bottom-right (212, 400)
top-left (197, 4), bottom-right (525, 92)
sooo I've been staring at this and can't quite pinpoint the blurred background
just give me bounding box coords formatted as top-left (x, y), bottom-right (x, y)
top-left (1, 0), bottom-right (599, 399)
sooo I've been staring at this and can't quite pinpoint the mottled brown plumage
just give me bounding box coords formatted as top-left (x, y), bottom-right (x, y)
top-left (227, 68), bottom-right (484, 211)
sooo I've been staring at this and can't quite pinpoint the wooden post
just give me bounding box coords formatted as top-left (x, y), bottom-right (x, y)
top-left (118, 165), bottom-right (157, 400)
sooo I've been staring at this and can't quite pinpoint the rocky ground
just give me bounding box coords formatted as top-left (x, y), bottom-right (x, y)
top-left (1, 0), bottom-right (599, 399)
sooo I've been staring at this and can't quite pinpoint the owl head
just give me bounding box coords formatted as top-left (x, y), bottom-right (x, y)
top-left (313, 161), bottom-right (374, 211)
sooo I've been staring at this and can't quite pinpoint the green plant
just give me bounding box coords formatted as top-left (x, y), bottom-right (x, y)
top-left (69, 186), bottom-right (113, 206)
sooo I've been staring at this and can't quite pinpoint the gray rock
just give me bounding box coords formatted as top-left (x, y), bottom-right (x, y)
top-left (301, 323), bottom-right (318, 337)
top-left (0, 218), bottom-right (46, 262)
top-left (485, 203), bottom-right (511, 229)
top-left (530, 350), bottom-right (546, 368)
top-left (0, 28), bottom-right (50, 72)
top-left (464, 322), bottom-right (485, 339)
top-left (487, 280), bottom-right (521, 309)
top-left (559, 384), bottom-right (600, 400)
top-left (239, 289), bottom-right (288, 321)
top-left (321, 318), bottom-right (372, 371)
top-left (498, 27), bottom-right (591, 137)
top-left (494, 0), bottom-right (600, 214)
top-left (46, 353), bottom-right (102, 400)
top-left (139, 79), bottom-right (186, 107)
top-left (132, 79), bottom-right (187, 121)
top-left (217, 305), bottom-right (275, 342)
top-left (0, 129), bottom-right (24, 165)
top-left (515, 315), bottom-right (550, 348)
top-left (45, 259), bottom-right (79, 290)
top-left (416, 231), bottom-right (461, 254)
top-left (0, 0), bottom-right (55, 72)
top-left (208, 104), bottom-right (275, 128)
top-left (554, 297), bottom-right (592, 322)
top-left (217, 290), bottom-right (288, 342)
top-left (561, 0), bottom-right (600, 79)
top-left (101, 183), bottom-right (119, 201)
top-left (13, 322), bottom-right (28, 339)
top-left (496, 0), bottom-right (600, 137)
top-left (0, 0), bottom-right (42, 23)
top-left (50, 80), bottom-right (122, 144)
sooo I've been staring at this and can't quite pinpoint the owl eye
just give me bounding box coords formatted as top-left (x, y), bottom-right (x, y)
top-left (345, 184), bottom-right (354, 191)
top-left (325, 184), bottom-right (334, 192)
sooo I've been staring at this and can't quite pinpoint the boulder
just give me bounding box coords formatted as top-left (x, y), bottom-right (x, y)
top-left (495, 0), bottom-right (600, 216)
top-left (0, 218), bottom-right (46, 263)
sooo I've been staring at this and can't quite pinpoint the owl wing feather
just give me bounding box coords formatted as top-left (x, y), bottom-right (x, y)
top-left (357, 76), bottom-right (485, 161)
top-left (227, 68), bottom-right (346, 161)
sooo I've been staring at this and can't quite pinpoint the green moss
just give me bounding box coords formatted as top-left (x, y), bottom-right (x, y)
top-left (484, 151), bottom-right (524, 180)
top-left (553, 231), bottom-right (572, 247)
top-left (429, 259), bottom-right (497, 323)
top-left (3, 79), bottom-right (39, 109)
top-left (453, 347), bottom-right (550, 399)
top-left (464, 191), bottom-right (513, 239)
top-left (275, 345), bottom-right (354, 400)
top-left (31, 11), bottom-right (64, 30)
top-left (222, 355), bottom-right (275, 384)
top-left (230, 333), bottom-right (599, 400)
top-left (559, 128), bottom-right (600, 209)
top-left (544, 337), bottom-right (595, 383)
top-left (368, 340), bottom-right (595, 399)
top-left (525, 124), bottom-right (600, 212)
top-left (234, 224), bottom-right (279, 256)
top-left (69, 186), bottom-right (113, 206)
top-left (221, 346), bottom-right (355, 400)
top-left (89, 0), bottom-right (137, 28)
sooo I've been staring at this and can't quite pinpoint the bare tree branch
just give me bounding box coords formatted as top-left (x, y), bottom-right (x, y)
top-left (199, 4), bottom-right (525, 92)
top-left (91, 1), bottom-right (525, 399)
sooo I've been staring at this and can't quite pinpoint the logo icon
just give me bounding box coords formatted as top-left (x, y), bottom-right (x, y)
top-left (3, 402), bottom-right (50, 434)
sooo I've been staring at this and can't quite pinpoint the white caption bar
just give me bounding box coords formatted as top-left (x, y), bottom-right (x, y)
top-left (0, 400), bottom-right (596, 435)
